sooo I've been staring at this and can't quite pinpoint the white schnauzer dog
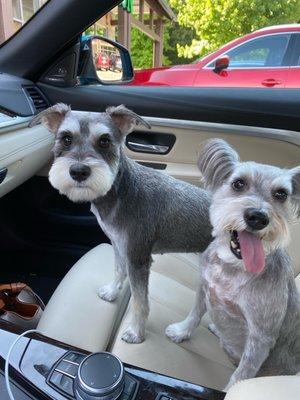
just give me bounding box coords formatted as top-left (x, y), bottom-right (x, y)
top-left (166, 138), bottom-right (300, 390)
top-left (29, 104), bottom-right (212, 344)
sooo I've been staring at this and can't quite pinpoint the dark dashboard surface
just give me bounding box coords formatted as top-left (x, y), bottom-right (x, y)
top-left (0, 73), bottom-right (33, 116)
top-left (1, 71), bottom-right (300, 133)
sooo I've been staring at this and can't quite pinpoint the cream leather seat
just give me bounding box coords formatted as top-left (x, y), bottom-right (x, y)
top-left (38, 244), bottom-right (234, 390)
top-left (38, 223), bottom-right (300, 393)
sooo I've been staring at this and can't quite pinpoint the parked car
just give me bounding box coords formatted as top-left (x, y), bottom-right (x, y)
top-left (95, 52), bottom-right (110, 70)
top-left (109, 53), bottom-right (122, 72)
top-left (132, 25), bottom-right (300, 88)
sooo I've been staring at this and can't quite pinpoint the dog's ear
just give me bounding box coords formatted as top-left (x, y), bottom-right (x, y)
top-left (289, 166), bottom-right (300, 217)
top-left (28, 103), bottom-right (70, 133)
top-left (106, 105), bottom-right (151, 135)
top-left (198, 139), bottom-right (239, 190)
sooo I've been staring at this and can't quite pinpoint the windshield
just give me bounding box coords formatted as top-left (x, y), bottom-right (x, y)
top-left (0, 0), bottom-right (49, 46)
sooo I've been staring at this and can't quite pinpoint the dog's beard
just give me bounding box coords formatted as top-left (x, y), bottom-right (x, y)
top-left (49, 157), bottom-right (116, 202)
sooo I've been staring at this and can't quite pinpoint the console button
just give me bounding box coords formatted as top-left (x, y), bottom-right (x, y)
top-left (50, 371), bottom-right (74, 396)
top-left (49, 371), bottom-right (62, 387)
top-left (60, 375), bottom-right (75, 396)
top-left (56, 360), bottom-right (78, 377)
top-left (64, 352), bottom-right (86, 364)
top-left (123, 374), bottom-right (137, 396)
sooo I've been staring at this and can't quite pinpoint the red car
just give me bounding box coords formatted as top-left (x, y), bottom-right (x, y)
top-left (132, 25), bottom-right (300, 88)
top-left (96, 53), bottom-right (110, 71)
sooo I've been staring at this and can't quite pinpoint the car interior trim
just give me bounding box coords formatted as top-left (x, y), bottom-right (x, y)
top-left (142, 116), bottom-right (300, 147)
top-left (0, 116), bottom-right (32, 131)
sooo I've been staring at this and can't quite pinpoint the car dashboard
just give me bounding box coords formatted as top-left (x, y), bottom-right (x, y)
top-left (0, 73), bottom-right (54, 198)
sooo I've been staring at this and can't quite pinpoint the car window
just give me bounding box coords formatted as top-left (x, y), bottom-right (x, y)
top-left (0, 0), bottom-right (49, 45)
top-left (293, 34), bottom-right (300, 66)
top-left (226, 34), bottom-right (290, 68)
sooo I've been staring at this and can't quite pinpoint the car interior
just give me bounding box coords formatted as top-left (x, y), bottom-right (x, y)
top-left (0, 1), bottom-right (299, 400)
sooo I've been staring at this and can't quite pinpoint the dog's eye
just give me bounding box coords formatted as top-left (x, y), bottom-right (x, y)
top-left (273, 189), bottom-right (288, 202)
top-left (232, 178), bottom-right (246, 192)
top-left (98, 136), bottom-right (110, 148)
top-left (61, 133), bottom-right (72, 147)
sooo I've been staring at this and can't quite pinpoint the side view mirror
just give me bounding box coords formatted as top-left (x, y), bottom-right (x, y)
top-left (78, 35), bottom-right (134, 85)
top-left (213, 55), bottom-right (230, 74)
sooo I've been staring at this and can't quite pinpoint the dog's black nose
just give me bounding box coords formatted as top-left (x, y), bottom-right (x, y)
top-left (69, 163), bottom-right (91, 182)
top-left (244, 208), bottom-right (269, 231)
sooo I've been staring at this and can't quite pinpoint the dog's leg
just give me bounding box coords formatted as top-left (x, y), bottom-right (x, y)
top-left (224, 334), bottom-right (276, 391)
top-left (121, 259), bottom-right (150, 344)
top-left (165, 279), bottom-right (206, 343)
top-left (98, 245), bottom-right (127, 302)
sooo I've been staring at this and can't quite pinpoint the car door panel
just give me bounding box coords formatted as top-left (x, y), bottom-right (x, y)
top-left (198, 33), bottom-right (292, 88)
top-left (195, 68), bottom-right (287, 88)
top-left (36, 83), bottom-right (300, 185)
top-left (125, 117), bottom-right (299, 186)
top-left (37, 84), bottom-right (300, 131)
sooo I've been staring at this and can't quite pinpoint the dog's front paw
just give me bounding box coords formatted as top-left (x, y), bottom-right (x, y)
top-left (121, 326), bottom-right (144, 344)
top-left (98, 283), bottom-right (119, 302)
top-left (165, 322), bottom-right (191, 343)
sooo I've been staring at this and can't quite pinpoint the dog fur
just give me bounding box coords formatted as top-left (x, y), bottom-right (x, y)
top-left (29, 104), bottom-right (212, 344)
top-left (166, 138), bottom-right (300, 390)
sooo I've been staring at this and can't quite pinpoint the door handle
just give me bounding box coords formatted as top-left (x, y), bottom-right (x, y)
top-left (261, 78), bottom-right (282, 87)
top-left (127, 141), bottom-right (169, 154)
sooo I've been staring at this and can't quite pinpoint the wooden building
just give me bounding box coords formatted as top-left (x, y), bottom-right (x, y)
top-left (0, 0), bottom-right (175, 67)
top-left (95, 0), bottom-right (175, 67)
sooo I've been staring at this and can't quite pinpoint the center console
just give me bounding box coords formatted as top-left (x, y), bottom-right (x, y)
top-left (0, 321), bottom-right (225, 400)
top-left (48, 351), bottom-right (137, 400)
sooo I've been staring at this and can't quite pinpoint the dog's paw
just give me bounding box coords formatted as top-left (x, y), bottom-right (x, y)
top-left (98, 283), bottom-right (119, 302)
top-left (121, 326), bottom-right (144, 344)
top-left (165, 322), bottom-right (191, 343)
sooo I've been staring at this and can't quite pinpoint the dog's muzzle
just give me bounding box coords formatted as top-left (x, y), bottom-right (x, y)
top-left (69, 163), bottom-right (91, 182)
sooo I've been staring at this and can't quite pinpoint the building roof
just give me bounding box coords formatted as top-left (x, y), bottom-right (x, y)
top-left (157, 0), bottom-right (176, 20)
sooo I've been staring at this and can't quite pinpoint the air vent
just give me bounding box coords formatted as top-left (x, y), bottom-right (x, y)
top-left (23, 86), bottom-right (49, 113)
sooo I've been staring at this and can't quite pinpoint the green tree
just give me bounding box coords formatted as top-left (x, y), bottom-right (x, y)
top-left (130, 27), bottom-right (153, 69)
top-left (170, 0), bottom-right (300, 58)
top-left (163, 21), bottom-right (198, 65)
top-left (131, 21), bottom-right (197, 68)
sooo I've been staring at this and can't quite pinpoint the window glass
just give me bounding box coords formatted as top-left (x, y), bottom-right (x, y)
top-left (23, 0), bottom-right (35, 23)
top-left (226, 35), bottom-right (290, 68)
top-left (294, 35), bottom-right (300, 66)
top-left (12, 0), bottom-right (22, 21)
top-left (1, 0), bottom-right (49, 45)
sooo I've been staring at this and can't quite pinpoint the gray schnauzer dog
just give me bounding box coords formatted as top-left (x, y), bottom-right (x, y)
top-left (29, 103), bottom-right (212, 344)
top-left (166, 138), bottom-right (300, 390)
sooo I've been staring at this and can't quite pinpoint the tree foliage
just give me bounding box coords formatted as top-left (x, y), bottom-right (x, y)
top-left (131, 21), bottom-right (196, 68)
top-left (169, 0), bottom-right (300, 58)
top-left (130, 27), bottom-right (153, 69)
top-left (163, 21), bottom-right (198, 65)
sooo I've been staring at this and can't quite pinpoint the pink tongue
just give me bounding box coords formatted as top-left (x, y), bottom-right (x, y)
top-left (237, 231), bottom-right (265, 274)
